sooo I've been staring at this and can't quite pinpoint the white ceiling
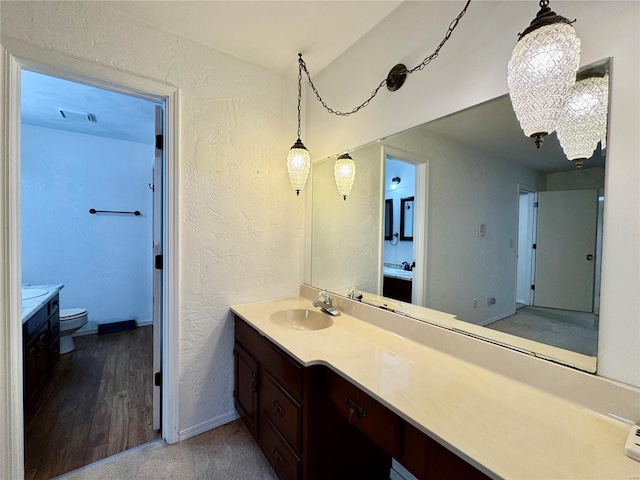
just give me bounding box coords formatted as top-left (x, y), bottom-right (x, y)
top-left (21, 70), bottom-right (158, 145)
top-left (100, 1), bottom-right (404, 77)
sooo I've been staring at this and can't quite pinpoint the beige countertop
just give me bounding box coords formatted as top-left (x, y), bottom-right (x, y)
top-left (231, 295), bottom-right (640, 480)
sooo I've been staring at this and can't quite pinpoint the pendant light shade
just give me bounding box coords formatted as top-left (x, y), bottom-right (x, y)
top-left (334, 153), bottom-right (356, 201)
top-left (288, 54), bottom-right (311, 195)
top-left (287, 139), bottom-right (311, 195)
top-left (556, 74), bottom-right (608, 169)
top-left (507, 1), bottom-right (581, 148)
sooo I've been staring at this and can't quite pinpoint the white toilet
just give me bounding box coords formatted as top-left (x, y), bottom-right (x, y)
top-left (59, 308), bottom-right (88, 354)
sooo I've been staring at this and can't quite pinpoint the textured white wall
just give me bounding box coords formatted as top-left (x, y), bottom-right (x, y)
top-left (21, 125), bottom-right (154, 329)
top-left (1, 1), bottom-right (303, 435)
top-left (306, 1), bottom-right (640, 386)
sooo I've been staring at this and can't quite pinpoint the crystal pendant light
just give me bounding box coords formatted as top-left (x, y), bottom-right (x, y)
top-left (556, 74), bottom-right (609, 169)
top-left (287, 54), bottom-right (311, 195)
top-left (507, 0), bottom-right (581, 148)
top-left (334, 153), bottom-right (356, 201)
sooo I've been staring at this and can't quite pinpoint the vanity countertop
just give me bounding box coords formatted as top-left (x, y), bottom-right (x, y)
top-left (231, 296), bottom-right (640, 480)
top-left (383, 266), bottom-right (413, 281)
top-left (22, 284), bottom-right (64, 324)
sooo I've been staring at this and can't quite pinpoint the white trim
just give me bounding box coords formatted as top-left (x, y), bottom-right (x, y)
top-left (381, 146), bottom-right (429, 306)
top-left (162, 87), bottom-right (180, 444)
top-left (476, 310), bottom-right (516, 327)
top-left (178, 411), bottom-right (240, 442)
top-left (0, 39), bottom-right (181, 476)
top-left (0, 44), bottom-right (25, 480)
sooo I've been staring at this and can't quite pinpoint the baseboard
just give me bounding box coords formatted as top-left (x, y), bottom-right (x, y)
top-left (477, 310), bottom-right (515, 327)
top-left (73, 319), bottom-right (153, 337)
top-left (177, 411), bottom-right (240, 442)
top-left (98, 319), bottom-right (136, 335)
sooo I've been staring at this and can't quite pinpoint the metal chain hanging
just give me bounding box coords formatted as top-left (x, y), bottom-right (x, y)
top-left (299, 0), bottom-right (472, 117)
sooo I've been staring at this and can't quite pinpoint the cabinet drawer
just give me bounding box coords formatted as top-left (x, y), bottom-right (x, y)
top-left (48, 294), bottom-right (59, 318)
top-left (326, 371), bottom-right (401, 458)
top-left (260, 416), bottom-right (301, 480)
top-left (261, 371), bottom-right (302, 453)
top-left (235, 316), bottom-right (302, 399)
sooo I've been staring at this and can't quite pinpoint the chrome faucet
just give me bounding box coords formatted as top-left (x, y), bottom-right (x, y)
top-left (313, 290), bottom-right (341, 316)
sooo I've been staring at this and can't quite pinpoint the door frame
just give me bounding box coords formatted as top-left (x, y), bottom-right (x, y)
top-left (381, 146), bottom-right (429, 307)
top-left (0, 39), bottom-right (180, 479)
top-left (515, 185), bottom-right (537, 307)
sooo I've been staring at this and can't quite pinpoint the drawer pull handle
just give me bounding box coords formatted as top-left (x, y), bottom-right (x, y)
top-left (251, 372), bottom-right (258, 393)
top-left (273, 399), bottom-right (285, 418)
top-left (345, 395), bottom-right (367, 423)
top-left (272, 446), bottom-right (286, 467)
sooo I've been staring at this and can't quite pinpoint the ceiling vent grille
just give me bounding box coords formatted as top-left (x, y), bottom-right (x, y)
top-left (59, 110), bottom-right (95, 122)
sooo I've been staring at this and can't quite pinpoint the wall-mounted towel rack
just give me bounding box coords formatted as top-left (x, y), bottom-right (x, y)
top-left (89, 208), bottom-right (141, 216)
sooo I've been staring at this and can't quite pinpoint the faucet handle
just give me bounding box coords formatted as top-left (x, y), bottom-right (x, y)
top-left (319, 289), bottom-right (332, 305)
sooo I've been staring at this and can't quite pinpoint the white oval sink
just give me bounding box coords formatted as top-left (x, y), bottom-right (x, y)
top-left (22, 288), bottom-right (48, 301)
top-left (362, 297), bottom-right (401, 311)
top-left (270, 309), bottom-right (333, 331)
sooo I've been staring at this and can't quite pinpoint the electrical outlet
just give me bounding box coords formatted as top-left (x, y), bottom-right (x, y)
top-left (473, 299), bottom-right (477, 308)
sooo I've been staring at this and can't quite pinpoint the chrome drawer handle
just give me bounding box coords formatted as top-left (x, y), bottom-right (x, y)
top-left (273, 399), bottom-right (285, 418)
top-left (345, 395), bottom-right (367, 423)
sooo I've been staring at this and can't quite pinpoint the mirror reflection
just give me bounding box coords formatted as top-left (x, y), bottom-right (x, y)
top-left (310, 59), bottom-right (609, 371)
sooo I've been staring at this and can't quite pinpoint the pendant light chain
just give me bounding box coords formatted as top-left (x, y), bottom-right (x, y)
top-left (297, 55), bottom-right (303, 140)
top-left (407, 0), bottom-right (471, 75)
top-left (298, 0), bottom-right (471, 117)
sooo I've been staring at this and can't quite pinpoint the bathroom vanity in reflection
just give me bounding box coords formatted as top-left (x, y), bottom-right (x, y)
top-left (234, 315), bottom-right (487, 480)
top-left (22, 291), bottom-right (60, 411)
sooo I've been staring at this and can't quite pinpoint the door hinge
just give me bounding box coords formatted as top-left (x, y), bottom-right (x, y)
top-left (155, 254), bottom-right (163, 270)
top-left (532, 243), bottom-right (537, 249)
top-left (155, 134), bottom-right (164, 150)
top-left (534, 201), bottom-right (538, 208)
top-left (531, 284), bottom-right (536, 291)
top-left (154, 371), bottom-right (162, 386)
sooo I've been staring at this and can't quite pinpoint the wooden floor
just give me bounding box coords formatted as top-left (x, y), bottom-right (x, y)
top-left (24, 326), bottom-right (160, 480)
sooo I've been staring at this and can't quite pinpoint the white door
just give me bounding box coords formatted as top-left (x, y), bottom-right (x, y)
top-left (152, 105), bottom-right (163, 430)
top-left (534, 189), bottom-right (598, 312)
top-left (516, 191), bottom-right (536, 305)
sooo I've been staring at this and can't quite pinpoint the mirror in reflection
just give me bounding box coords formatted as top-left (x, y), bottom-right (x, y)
top-left (310, 59), bottom-right (609, 371)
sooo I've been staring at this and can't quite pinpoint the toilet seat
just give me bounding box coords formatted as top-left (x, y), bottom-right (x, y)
top-left (60, 308), bottom-right (87, 320)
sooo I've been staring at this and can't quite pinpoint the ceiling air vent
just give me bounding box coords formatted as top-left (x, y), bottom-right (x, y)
top-left (59, 110), bottom-right (95, 122)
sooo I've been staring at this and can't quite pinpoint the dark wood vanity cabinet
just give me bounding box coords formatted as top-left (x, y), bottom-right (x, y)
top-left (234, 315), bottom-right (489, 480)
top-left (383, 276), bottom-right (412, 303)
top-left (23, 294), bottom-right (60, 412)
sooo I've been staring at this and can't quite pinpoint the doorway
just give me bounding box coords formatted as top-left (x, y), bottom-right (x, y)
top-left (20, 70), bottom-right (162, 478)
top-left (381, 148), bottom-right (428, 307)
top-left (515, 188), bottom-right (537, 307)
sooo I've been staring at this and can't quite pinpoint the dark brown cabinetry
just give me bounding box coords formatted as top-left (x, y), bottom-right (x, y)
top-left (234, 315), bottom-right (489, 480)
top-left (383, 276), bottom-right (412, 303)
top-left (23, 294), bottom-right (60, 412)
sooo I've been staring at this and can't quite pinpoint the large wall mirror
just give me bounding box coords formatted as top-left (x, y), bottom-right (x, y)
top-left (310, 59), bottom-right (610, 373)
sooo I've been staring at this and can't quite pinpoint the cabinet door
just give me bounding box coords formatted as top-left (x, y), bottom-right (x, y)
top-left (400, 420), bottom-right (489, 480)
top-left (25, 324), bottom-right (49, 407)
top-left (235, 342), bottom-right (259, 438)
